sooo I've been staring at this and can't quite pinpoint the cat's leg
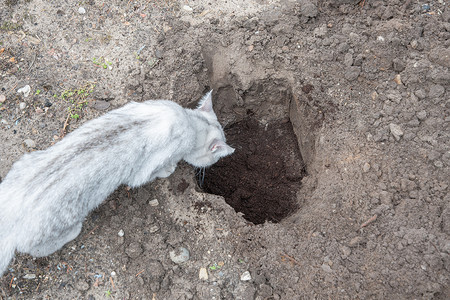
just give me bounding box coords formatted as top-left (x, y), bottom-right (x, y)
top-left (154, 163), bottom-right (177, 179)
top-left (28, 222), bottom-right (82, 257)
top-left (128, 163), bottom-right (177, 187)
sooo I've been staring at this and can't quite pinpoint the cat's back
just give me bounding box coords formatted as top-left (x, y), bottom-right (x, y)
top-left (112, 100), bottom-right (188, 125)
top-left (0, 100), bottom-right (191, 198)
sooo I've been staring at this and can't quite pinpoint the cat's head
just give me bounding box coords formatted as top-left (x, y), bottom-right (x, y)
top-left (184, 91), bottom-right (235, 168)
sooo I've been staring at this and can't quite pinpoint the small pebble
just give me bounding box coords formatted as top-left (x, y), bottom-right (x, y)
top-left (23, 139), bottom-right (36, 148)
top-left (19, 102), bottom-right (26, 110)
top-left (389, 123), bottom-right (404, 141)
top-left (93, 100), bottom-right (110, 111)
top-left (199, 267), bottom-right (208, 280)
top-left (240, 270), bottom-right (252, 281)
top-left (363, 162), bottom-right (371, 173)
top-left (149, 225), bottom-right (159, 233)
top-left (371, 91), bottom-right (378, 101)
top-left (111, 271), bottom-right (116, 276)
top-left (343, 53), bottom-right (353, 67)
top-left (393, 74), bottom-right (402, 85)
top-left (23, 274), bottom-right (36, 279)
top-left (341, 246), bottom-right (352, 258)
top-left (416, 110), bottom-right (427, 120)
top-left (434, 160), bottom-right (443, 168)
top-left (415, 89), bottom-right (426, 99)
top-left (0, 94), bottom-right (5, 103)
top-left (78, 7), bottom-right (86, 14)
top-left (182, 5), bottom-right (193, 12)
top-left (169, 247), bottom-right (190, 264)
top-left (149, 199), bottom-right (159, 206)
top-left (321, 263), bottom-right (333, 273)
top-left (17, 85), bottom-right (31, 98)
top-left (118, 229), bottom-right (124, 237)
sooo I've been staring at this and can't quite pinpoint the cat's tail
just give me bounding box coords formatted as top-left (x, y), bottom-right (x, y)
top-left (0, 235), bottom-right (15, 277)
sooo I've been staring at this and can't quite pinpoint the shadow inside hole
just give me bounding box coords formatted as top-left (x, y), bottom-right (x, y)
top-left (201, 117), bottom-right (306, 224)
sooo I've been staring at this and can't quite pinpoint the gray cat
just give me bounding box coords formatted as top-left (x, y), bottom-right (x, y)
top-left (0, 91), bottom-right (234, 276)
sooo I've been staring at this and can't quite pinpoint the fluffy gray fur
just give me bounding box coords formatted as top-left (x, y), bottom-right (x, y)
top-left (0, 91), bottom-right (234, 276)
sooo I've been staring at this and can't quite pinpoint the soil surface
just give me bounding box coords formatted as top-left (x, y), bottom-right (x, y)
top-left (1, 0), bottom-right (449, 299)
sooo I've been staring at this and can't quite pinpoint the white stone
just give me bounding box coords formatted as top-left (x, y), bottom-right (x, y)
top-left (78, 7), bottom-right (86, 14)
top-left (118, 229), bottom-right (124, 237)
top-left (17, 85), bottom-right (31, 98)
top-left (23, 274), bottom-right (36, 279)
top-left (199, 268), bottom-right (208, 280)
top-left (240, 271), bottom-right (252, 281)
top-left (149, 225), bottom-right (159, 233)
top-left (149, 199), bottom-right (159, 206)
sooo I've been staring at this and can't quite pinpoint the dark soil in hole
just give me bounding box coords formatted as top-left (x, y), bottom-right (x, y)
top-left (202, 117), bottom-right (306, 224)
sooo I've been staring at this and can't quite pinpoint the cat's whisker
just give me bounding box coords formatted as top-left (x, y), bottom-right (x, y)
top-left (201, 167), bottom-right (206, 188)
top-left (195, 167), bottom-right (202, 176)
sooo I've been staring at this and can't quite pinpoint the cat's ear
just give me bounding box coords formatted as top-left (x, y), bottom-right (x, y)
top-left (210, 139), bottom-right (235, 156)
top-left (196, 90), bottom-right (214, 112)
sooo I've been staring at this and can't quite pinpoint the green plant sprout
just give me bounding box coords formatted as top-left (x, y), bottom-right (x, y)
top-left (209, 263), bottom-right (222, 271)
top-left (92, 57), bottom-right (113, 69)
top-left (60, 82), bottom-right (95, 120)
top-left (35, 89), bottom-right (41, 95)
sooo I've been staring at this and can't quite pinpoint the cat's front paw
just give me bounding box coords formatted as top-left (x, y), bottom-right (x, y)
top-left (155, 163), bottom-right (177, 178)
